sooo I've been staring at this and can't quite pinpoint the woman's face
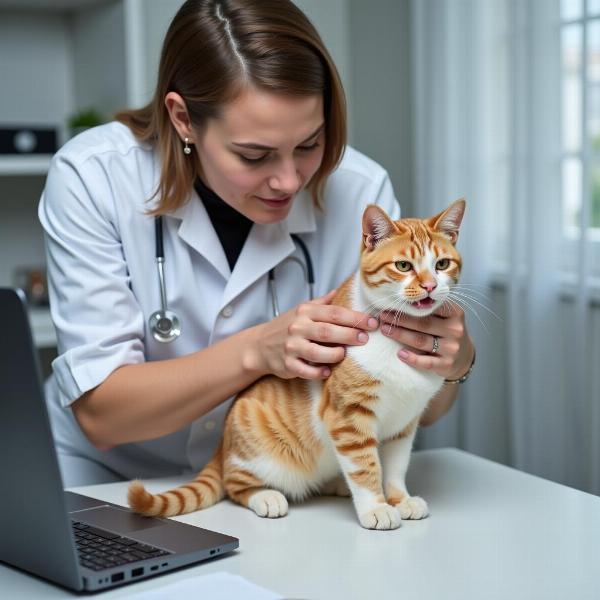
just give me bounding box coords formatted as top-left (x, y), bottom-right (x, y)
top-left (194, 87), bottom-right (325, 224)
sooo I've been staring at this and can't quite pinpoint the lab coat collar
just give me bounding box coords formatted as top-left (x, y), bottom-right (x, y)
top-left (285, 188), bottom-right (317, 234)
top-left (171, 187), bottom-right (231, 281)
top-left (168, 188), bottom-right (317, 305)
top-left (223, 190), bottom-right (316, 306)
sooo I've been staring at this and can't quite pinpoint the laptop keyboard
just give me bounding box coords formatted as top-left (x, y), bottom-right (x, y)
top-left (72, 521), bottom-right (171, 572)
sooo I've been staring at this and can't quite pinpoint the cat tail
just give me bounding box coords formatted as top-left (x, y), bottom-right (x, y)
top-left (127, 441), bottom-right (225, 517)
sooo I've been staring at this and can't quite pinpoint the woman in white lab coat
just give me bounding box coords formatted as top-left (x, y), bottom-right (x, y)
top-left (39, 0), bottom-right (475, 486)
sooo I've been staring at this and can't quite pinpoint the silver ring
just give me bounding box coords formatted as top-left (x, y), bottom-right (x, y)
top-left (431, 335), bottom-right (440, 354)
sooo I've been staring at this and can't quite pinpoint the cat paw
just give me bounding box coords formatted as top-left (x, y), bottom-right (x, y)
top-left (359, 504), bottom-right (402, 530)
top-left (398, 496), bottom-right (429, 520)
top-left (248, 490), bottom-right (289, 518)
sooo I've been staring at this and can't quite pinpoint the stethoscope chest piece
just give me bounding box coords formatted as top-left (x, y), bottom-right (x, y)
top-left (149, 309), bottom-right (181, 343)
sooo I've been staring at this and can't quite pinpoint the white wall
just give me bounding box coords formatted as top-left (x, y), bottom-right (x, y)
top-left (71, 1), bottom-right (128, 116)
top-left (349, 0), bottom-right (413, 215)
top-left (293, 0), bottom-right (354, 142)
top-left (140, 0), bottom-right (186, 105)
top-left (0, 11), bottom-right (73, 131)
top-left (297, 0), bottom-right (413, 208)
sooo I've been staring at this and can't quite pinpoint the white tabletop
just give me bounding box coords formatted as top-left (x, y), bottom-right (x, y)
top-left (1, 448), bottom-right (599, 599)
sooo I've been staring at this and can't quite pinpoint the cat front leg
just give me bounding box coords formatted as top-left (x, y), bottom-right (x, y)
top-left (381, 419), bottom-right (429, 520)
top-left (328, 422), bottom-right (401, 530)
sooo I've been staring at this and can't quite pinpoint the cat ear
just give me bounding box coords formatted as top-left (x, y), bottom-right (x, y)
top-left (427, 198), bottom-right (466, 244)
top-left (362, 204), bottom-right (399, 251)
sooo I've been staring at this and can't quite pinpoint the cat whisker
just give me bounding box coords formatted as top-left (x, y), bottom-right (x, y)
top-left (445, 298), bottom-right (489, 334)
top-left (443, 296), bottom-right (490, 334)
top-left (451, 282), bottom-right (492, 292)
top-left (448, 290), bottom-right (501, 321)
top-left (389, 299), bottom-right (410, 329)
top-left (450, 284), bottom-right (493, 301)
top-left (386, 311), bottom-right (402, 330)
top-left (376, 295), bottom-right (409, 328)
top-left (449, 282), bottom-right (490, 288)
top-left (351, 292), bottom-right (408, 329)
top-left (447, 293), bottom-right (498, 327)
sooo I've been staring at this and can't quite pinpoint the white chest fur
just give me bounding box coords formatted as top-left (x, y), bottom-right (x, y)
top-left (346, 273), bottom-right (443, 440)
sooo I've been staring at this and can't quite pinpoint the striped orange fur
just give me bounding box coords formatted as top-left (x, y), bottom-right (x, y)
top-left (128, 199), bottom-right (466, 530)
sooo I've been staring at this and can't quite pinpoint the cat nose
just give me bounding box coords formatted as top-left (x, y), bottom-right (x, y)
top-left (420, 281), bottom-right (437, 293)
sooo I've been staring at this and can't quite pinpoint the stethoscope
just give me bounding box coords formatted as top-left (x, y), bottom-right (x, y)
top-left (149, 216), bottom-right (315, 343)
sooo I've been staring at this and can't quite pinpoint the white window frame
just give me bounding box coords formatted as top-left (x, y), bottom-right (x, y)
top-left (560, 1), bottom-right (600, 281)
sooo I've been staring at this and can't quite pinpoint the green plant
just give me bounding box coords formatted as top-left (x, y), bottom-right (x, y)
top-left (67, 108), bottom-right (104, 130)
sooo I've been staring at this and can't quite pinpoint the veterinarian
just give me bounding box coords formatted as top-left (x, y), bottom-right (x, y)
top-left (39, 0), bottom-right (476, 486)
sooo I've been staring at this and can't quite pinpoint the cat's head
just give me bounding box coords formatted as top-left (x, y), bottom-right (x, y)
top-left (360, 199), bottom-right (465, 317)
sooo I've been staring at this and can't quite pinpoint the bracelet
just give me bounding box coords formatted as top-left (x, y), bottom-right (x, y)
top-left (444, 349), bottom-right (476, 385)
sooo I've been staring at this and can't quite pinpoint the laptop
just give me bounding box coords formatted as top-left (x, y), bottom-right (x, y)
top-left (0, 288), bottom-right (239, 592)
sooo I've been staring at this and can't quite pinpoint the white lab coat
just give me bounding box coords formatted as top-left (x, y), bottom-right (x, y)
top-left (39, 122), bottom-right (400, 484)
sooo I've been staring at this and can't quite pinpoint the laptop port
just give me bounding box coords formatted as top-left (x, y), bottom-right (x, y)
top-left (111, 572), bottom-right (124, 583)
top-left (150, 565), bottom-right (158, 571)
top-left (131, 567), bottom-right (144, 578)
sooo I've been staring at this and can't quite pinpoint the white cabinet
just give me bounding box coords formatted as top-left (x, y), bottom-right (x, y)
top-left (0, 0), bottom-right (184, 347)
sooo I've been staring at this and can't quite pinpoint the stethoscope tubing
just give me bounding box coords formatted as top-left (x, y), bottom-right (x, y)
top-left (155, 218), bottom-right (169, 314)
top-left (268, 234), bottom-right (315, 317)
top-left (149, 216), bottom-right (181, 342)
top-left (151, 217), bottom-right (314, 340)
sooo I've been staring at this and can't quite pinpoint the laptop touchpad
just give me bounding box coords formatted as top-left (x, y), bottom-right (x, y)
top-left (75, 505), bottom-right (165, 533)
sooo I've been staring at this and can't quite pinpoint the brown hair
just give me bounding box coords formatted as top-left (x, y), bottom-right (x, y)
top-left (115, 0), bottom-right (347, 214)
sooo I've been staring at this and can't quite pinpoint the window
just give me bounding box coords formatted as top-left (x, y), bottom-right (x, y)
top-left (561, 0), bottom-right (600, 241)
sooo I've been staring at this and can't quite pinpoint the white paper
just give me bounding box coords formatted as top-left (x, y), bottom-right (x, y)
top-left (121, 571), bottom-right (282, 599)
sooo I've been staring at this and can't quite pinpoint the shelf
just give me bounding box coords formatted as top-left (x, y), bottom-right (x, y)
top-left (0, 0), bottom-right (110, 11)
top-left (0, 155), bottom-right (51, 176)
top-left (28, 307), bottom-right (57, 348)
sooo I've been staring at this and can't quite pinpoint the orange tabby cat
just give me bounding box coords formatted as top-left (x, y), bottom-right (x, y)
top-left (129, 199), bottom-right (465, 530)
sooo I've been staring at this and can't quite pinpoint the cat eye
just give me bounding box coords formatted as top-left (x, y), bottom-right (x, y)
top-left (436, 258), bottom-right (451, 270)
top-left (394, 260), bottom-right (412, 272)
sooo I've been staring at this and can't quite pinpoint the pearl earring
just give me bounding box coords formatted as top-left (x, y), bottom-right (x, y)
top-left (183, 137), bottom-right (192, 155)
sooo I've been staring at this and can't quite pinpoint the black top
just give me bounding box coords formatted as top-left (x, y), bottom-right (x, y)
top-left (194, 178), bottom-right (253, 271)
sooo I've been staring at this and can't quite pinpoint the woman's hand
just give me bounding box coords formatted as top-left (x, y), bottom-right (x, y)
top-left (248, 289), bottom-right (379, 380)
top-left (379, 303), bottom-right (475, 380)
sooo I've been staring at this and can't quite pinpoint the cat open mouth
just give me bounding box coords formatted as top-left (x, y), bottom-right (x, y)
top-left (410, 297), bottom-right (436, 309)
